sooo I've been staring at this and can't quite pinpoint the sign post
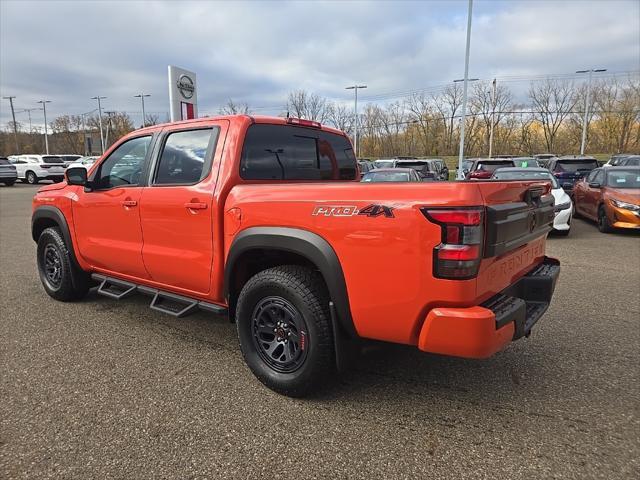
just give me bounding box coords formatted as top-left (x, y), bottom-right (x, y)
top-left (168, 65), bottom-right (198, 122)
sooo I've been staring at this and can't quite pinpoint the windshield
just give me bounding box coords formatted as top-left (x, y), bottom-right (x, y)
top-left (555, 159), bottom-right (598, 172)
top-left (492, 170), bottom-right (559, 188)
top-left (476, 160), bottom-right (515, 171)
top-left (606, 170), bottom-right (640, 188)
top-left (513, 158), bottom-right (538, 168)
top-left (362, 171), bottom-right (410, 182)
top-left (396, 161), bottom-right (428, 171)
top-left (374, 160), bottom-right (394, 169)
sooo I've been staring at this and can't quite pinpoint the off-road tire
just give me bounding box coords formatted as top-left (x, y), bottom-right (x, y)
top-left (37, 227), bottom-right (90, 301)
top-left (236, 265), bottom-right (335, 397)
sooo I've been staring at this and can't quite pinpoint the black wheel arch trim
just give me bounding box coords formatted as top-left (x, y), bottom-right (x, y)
top-left (32, 205), bottom-right (82, 270)
top-left (225, 227), bottom-right (357, 338)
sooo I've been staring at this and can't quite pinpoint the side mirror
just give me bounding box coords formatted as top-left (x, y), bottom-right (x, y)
top-left (66, 167), bottom-right (88, 186)
top-left (588, 182), bottom-right (601, 189)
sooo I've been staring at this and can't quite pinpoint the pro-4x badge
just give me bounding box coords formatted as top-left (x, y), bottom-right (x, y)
top-left (312, 204), bottom-right (395, 218)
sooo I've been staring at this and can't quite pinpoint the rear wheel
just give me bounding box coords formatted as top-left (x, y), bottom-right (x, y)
top-left (25, 171), bottom-right (38, 185)
top-left (597, 205), bottom-right (614, 233)
top-left (37, 227), bottom-right (90, 301)
top-left (236, 265), bottom-right (335, 397)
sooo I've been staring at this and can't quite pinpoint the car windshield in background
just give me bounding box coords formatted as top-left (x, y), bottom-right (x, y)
top-left (555, 160), bottom-right (598, 172)
top-left (477, 161), bottom-right (514, 171)
top-left (606, 170), bottom-right (640, 188)
top-left (374, 160), bottom-right (394, 168)
top-left (396, 162), bottom-right (428, 171)
top-left (493, 170), bottom-right (559, 188)
top-left (42, 156), bottom-right (64, 164)
top-left (362, 171), bottom-right (410, 182)
top-left (513, 158), bottom-right (538, 168)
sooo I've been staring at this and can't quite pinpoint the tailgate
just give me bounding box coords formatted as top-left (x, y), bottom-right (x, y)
top-left (474, 181), bottom-right (555, 298)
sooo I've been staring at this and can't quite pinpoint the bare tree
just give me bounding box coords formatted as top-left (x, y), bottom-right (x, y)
top-left (433, 83), bottom-right (463, 154)
top-left (325, 102), bottom-right (353, 135)
top-left (286, 90), bottom-right (329, 122)
top-left (219, 99), bottom-right (251, 115)
top-left (529, 79), bottom-right (577, 152)
top-left (470, 81), bottom-right (513, 155)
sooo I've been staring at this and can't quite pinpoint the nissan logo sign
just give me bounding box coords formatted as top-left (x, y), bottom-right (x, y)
top-left (177, 74), bottom-right (195, 99)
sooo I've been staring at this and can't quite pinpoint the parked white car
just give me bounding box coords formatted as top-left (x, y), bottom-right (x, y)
top-left (491, 167), bottom-right (573, 236)
top-left (66, 156), bottom-right (99, 171)
top-left (56, 154), bottom-right (82, 166)
top-left (8, 155), bottom-right (67, 184)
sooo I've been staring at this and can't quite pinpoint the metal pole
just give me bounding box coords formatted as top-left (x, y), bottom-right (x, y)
top-left (488, 78), bottom-right (497, 157)
top-left (456, 0), bottom-right (474, 180)
top-left (3, 96), bottom-right (19, 152)
top-left (346, 85), bottom-right (367, 157)
top-left (37, 100), bottom-right (51, 154)
top-left (92, 96), bottom-right (106, 153)
top-left (577, 68), bottom-right (606, 155)
top-left (134, 93), bottom-right (151, 127)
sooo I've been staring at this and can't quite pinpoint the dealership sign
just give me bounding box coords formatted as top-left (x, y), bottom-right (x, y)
top-left (168, 65), bottom-right (198, 121)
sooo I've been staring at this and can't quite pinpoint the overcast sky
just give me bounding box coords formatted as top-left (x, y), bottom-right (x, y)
top-left (1, 0), bottom-right (639, 128)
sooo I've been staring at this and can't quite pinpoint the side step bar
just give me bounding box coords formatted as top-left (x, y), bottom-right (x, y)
top-left (92, 274), bottom-right (228, 318)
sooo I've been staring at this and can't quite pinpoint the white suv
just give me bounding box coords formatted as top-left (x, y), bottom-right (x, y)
top-left (9, 155), bottom-right (67, 184)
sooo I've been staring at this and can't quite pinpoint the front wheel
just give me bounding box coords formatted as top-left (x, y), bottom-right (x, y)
top-left (37, 227), bottom-right (90, 301)
top-left (236, 265), bottom-right (335, 397)
top-left (597, 205), bottom-right (614, 233)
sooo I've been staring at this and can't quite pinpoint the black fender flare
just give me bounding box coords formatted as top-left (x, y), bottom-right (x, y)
top-left (224, 227), bottom-right (357, 338)
top-left (32, 205), bottom-right (82, 271)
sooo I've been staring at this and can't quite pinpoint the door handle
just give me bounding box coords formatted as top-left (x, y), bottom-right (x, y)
top-left (122, 200), bottom-right (138, 207)
top-left (184, 202), bottom-right (208, 210)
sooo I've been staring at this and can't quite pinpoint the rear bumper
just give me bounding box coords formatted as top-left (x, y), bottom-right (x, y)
top-left (418, 256), bottom-right (560, 358)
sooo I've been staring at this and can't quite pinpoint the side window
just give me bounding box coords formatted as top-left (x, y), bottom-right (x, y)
top-left (585, 170), bottom-right (598, 182)
top-left (154, 128), bottom-right (218, 185)
top-left (593, 170), bottom-right (604, 184)
top-left (94, 135), bottom-right (151, 189)
top-left (240, 124), bottom-right (357, 180)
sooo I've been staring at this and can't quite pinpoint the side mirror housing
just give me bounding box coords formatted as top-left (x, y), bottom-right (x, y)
top-left (66, 167), bottom-right (88, 186)
top-left (588, 182), bottom-right (601, 189)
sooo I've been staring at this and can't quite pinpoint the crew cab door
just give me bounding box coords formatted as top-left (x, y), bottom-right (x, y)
top-left (138, 121), bottom-right (226, 295)
top-left (582, 169), bottom-right (604, 219)
top-left (71, 134), bottom-right (154, 278)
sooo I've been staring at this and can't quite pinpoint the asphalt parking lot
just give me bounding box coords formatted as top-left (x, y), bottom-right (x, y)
top-left (1, 183), bottom-right (639, 479)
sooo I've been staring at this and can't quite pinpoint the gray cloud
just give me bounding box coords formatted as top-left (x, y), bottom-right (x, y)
top-left (1, 0), bottom-right (638, 128)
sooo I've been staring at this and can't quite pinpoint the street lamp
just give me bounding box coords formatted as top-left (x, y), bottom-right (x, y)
top-left (488, 78), bottom-right (497, 158)
top-left (346, 84), bottom-right (367, 157)
top-left (18, 108), bottom-right (43, 133)
top-left (576, 68), bottom-right (606, 155)
top-left (37, 100), bottom-right (52, 154)
top-left (3, 96), bottom-right (19, 152)
top-left (456, 0), bottom-right (475, 180)
top-left (91, 96), bottom-right (107, 153)
top-left (134, 93), bottom-right (151, 127)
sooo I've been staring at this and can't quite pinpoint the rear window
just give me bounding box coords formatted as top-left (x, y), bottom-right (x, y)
top-left (362, 171), bottom-right (410, 182)
top-left (492, 170), bottom-right (559, 188)
top-left (396, 161), bottom-right (429, 172)
top-left (240, 124), bottom-right (356, 180)
top-left (476, 161), bottom-right (515, 172)
top-left (42, 156), bottom-right (64, 164)
top-left (0, 159), bottom-right (9, 165)
top-left (555, 159), bottom-right (598, 172)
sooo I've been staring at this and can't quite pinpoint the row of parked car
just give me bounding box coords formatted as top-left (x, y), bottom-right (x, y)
top-left (358, 153), bottom-right (640, 235)
top-left (0, 154), bottom-right (99, 185)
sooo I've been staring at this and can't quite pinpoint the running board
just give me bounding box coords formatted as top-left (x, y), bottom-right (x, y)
top-left (91, 274), bottom-right (228, 318)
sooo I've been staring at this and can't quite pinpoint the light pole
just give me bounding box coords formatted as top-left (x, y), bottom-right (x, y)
top-left (37, 100), bottom-right (51, 154)
top-left (134, 93), bottom-right (151, 127)
top-left (576, 68), bottom-right (606, 155)
top-left (91, 96), bottom-right (107, 153)
top-left (3, 96), bottom-right (19, 153)
top-left (456, 0), bottom-right (475, 180)
top-left (19, 108), bottom-right (42, 133)
top-left (346, 84), bottom-right (367, 157)
top-left (488, 78), bottom-right (497, 157)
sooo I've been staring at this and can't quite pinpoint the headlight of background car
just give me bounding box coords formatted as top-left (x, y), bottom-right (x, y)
top-left (611, 199), bottom-right (640, 212)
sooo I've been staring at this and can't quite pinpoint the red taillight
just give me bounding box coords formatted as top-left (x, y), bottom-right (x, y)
top-left (422, 207), bottom-right (484, 279)
top-left (469, 170), bottom-right (492, 179)
top-left (286, 117), bottom-right (321, 128)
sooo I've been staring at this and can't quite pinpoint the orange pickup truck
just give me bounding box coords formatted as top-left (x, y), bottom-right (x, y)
top-left (32, 115), bottom-right (559, 396)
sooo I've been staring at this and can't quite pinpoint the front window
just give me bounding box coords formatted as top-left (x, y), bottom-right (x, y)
top-left (94, 135), bottom-right (152, 189)
top-left (606, 170), bottom-right (640, 188)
